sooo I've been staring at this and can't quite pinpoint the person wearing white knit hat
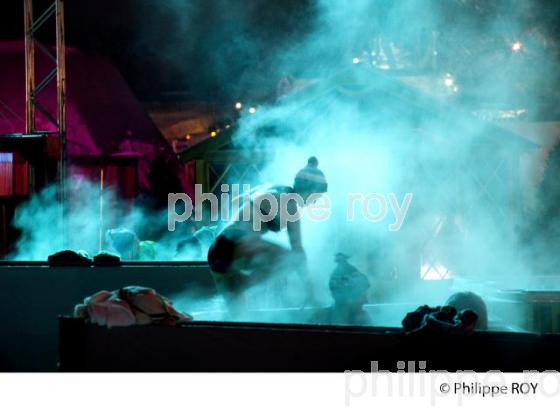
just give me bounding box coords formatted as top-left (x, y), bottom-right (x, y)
top-left (207, 156), bottom-right (328, 313)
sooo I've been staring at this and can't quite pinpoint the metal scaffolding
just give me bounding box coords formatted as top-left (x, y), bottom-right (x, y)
top-left (23, 0), bottom-right (67, 242)
top-left (24, 0), bottom-right (66, 137)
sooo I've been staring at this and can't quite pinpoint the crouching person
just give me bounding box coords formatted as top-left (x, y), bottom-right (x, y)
top-left (207, 157), bottom-right (328, 317)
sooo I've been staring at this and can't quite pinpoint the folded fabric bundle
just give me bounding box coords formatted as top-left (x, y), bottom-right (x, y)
top-left (93, 251), bottom-right (121, 266)
top-left (48, 250), bottom-right (92, 266)
top-left (74, 285), bottom-right (192, 327)
top-left (402, 304), bottom-right (478, 335)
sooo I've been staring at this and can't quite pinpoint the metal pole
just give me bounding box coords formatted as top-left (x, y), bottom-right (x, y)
top-left (56, 0), bottom-right (67, 247)
top-left (56, 0), bottom-right (66, 136)
top-left (24, 0), bottom-right (35, 133)
top-left (99, 167), bottom-right (104, 252)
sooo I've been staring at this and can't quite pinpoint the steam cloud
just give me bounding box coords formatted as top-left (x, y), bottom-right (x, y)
top-left (7, 0), bottom-right (560, 328)
top-left (210, 0), bottom-right (560, 323)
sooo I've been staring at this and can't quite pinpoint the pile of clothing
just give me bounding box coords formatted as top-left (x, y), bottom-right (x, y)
top-left (74, 286), bottom-right (192, 327)
top-left (48, 249), bottom-right (121, 266)
top-left (402, 305), bottom-right (479, 335)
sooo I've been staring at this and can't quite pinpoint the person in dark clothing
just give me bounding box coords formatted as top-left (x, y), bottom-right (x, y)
top-left (309, 253), bottom-right (373, 326)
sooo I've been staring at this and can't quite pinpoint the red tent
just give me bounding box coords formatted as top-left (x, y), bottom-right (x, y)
top-left (0, 40), bottom-right (182, 197)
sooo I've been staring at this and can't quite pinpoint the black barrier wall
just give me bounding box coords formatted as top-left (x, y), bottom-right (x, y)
top-left (0, 262), bottom-right (215, 371)
top-left (58, 318), bottom-right (560, 372)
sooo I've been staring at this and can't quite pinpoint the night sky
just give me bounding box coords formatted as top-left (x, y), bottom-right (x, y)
top-left (1, 0), bottom-right (559, 113)
top-left (1, 0), bottom-right (314, 103)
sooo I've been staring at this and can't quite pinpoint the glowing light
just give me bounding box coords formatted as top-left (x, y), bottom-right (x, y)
top-left (185, 134), bottom-right (192, 141)
top-left (499, 108), bottom-right (527, 119)
top-left (421, 263), bottom-right (453, 280)
top-left (248, 107), bottom-right (257, 114)
top-left (511, 41), bottom-right (523, 52)
top-left (444, 74), bottom-right (454, 87)
top-left (473, 108), bottom-right (528, 121)
top-left (234, 102), bottom-right (243, 110)
top-left (210, 131), bottom-right (217, 137)
top-left (352, 57), bottom-right (360, 64)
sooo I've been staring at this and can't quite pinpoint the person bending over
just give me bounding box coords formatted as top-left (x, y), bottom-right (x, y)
top-left (207, 156), bottom-right (328, 312)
